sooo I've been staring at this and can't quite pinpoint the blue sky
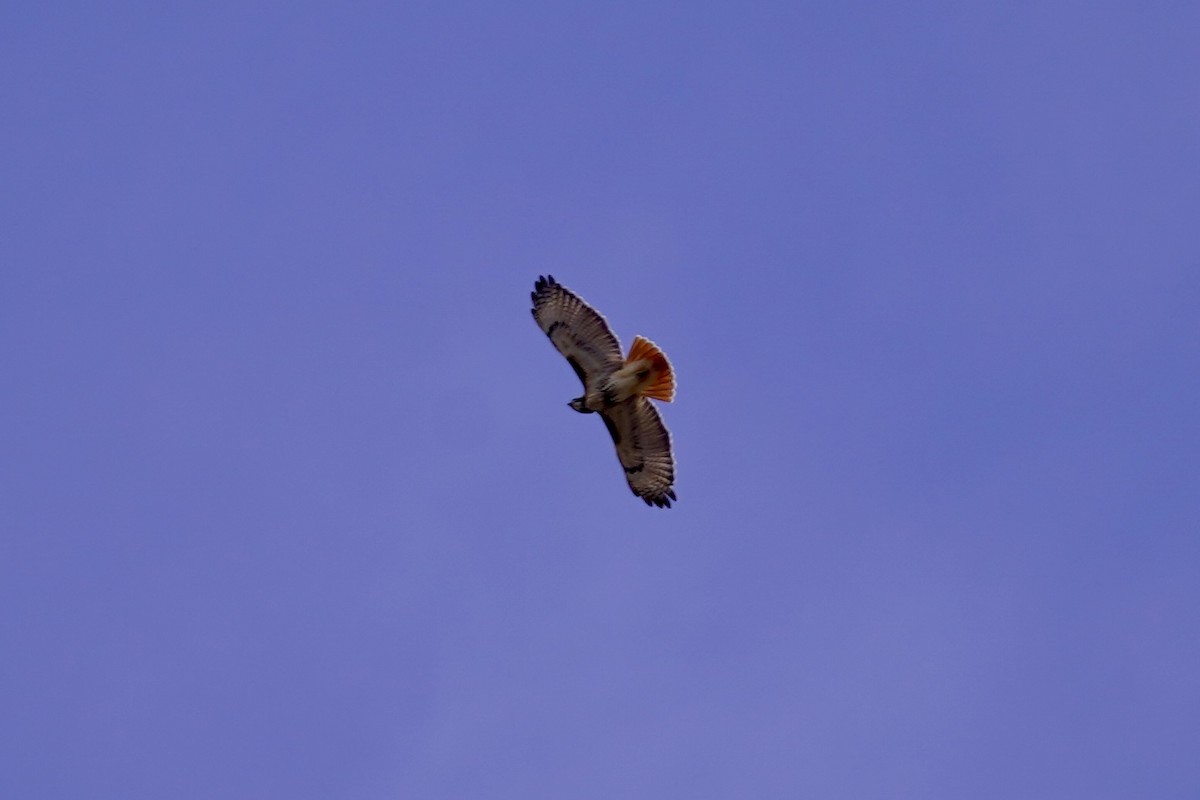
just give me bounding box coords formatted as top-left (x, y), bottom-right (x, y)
top-left (3, 3), bottom-right (1198, 798)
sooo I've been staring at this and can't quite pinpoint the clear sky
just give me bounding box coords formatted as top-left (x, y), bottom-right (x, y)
top-left (3, 3), bottom-right (1198, 798)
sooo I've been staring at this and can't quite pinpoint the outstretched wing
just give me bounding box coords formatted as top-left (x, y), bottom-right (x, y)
top-left (599, 397), bottom-right (677, 508)
top-left (531, 275), bottom-right (623, 388)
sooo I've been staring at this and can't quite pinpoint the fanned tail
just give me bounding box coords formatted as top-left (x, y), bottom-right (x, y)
top-left (626, 335), bottom-right (675, 402)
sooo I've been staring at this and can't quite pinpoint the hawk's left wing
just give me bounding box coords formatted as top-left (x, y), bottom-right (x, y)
top-left (599, 397), bottom-right (677, 508)
top-left (531, 275), bottom-right (623, 388)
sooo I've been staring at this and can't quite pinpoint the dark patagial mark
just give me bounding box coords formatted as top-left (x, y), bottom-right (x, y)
top-left (565, 355), bottom-right (587, 386)
top-left (600, 414), bottom-right (621, 445)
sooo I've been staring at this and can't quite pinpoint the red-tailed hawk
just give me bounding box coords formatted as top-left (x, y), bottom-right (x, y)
top-left (530, 275), bottom-right (677, 508)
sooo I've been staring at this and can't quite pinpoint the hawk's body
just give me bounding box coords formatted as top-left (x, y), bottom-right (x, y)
top-left (530, 275), bottom-right (677, 508)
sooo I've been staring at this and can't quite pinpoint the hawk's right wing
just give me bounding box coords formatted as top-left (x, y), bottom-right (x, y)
top-left (599, 397), bottom-right (677, 508)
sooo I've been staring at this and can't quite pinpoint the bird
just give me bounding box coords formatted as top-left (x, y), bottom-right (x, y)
top-left (530, 275), bottom-right (677, 508)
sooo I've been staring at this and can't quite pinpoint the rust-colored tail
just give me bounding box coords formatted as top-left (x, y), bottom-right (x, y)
top-left (626, 335), bottom-right (675, 402)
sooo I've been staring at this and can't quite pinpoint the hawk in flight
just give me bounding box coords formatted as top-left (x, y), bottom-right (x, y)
top-left (531, 275), bottom-right (677, 508)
